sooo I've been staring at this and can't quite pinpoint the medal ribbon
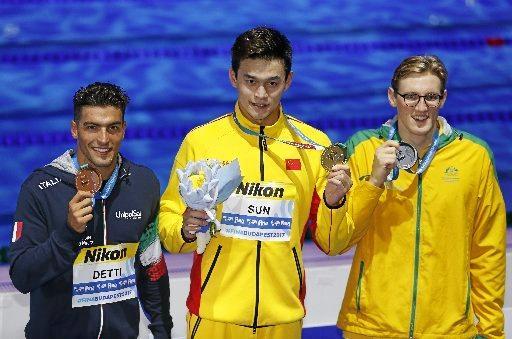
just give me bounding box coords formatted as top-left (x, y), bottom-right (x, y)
top-left (386, 123), bottom-right (439, 181)
top-left (232, 112), bottom-right (326, 150)
top-left (72, 154), bottom-right (120, 205)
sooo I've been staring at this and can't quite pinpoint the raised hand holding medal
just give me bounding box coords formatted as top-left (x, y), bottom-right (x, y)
top-left (68, 164), bottom-right (98, 234)
top-left (384, 119), bottom-right (440, 182)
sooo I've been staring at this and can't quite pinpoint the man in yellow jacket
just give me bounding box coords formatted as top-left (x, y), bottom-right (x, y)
top-left (159, 27), bottom-right (355, 338)
top-left (339, 55), bottom-right (506, 338)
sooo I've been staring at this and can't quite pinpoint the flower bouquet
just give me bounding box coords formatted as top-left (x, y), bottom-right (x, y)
top-left (177, 159), bottom-right (242, 253)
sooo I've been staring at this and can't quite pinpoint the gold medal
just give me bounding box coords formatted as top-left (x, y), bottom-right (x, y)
top-left (321, 144), bottom-right (347, 171)
top-left (76, 165), bottom-right (102, 193)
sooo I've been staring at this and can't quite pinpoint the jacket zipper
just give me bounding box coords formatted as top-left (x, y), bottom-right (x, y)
top-left (408, 174), bottom-right (422, 339)
top-left (252, 126), bottom-right (266, 334)
top-left (464, 277), bottom-right (471, 318)
top-left (97, 200), bottom-right (107, 339)
top-left (356, 260), bottom-right (365, 312)
top-left (201, 245), bottom-right (222, 291)
top-left (190, 316), bottom-right (202, 339)
top-left (292, 247), bottom-right (303, 296)
top-left (95, 168), bottom-right (127, 339)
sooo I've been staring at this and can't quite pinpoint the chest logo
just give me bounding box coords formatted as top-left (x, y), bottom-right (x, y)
top-left (115, 209), bottom-right (142, 220)
top-left (443, 166), bottom-right (460, 182)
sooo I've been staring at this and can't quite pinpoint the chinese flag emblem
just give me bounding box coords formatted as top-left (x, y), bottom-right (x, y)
top-left (286, 159), bottom-right (301, 170)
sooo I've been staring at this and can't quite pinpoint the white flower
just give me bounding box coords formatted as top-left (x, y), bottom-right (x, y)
top-left (177, 159), bottom-right (242, 254)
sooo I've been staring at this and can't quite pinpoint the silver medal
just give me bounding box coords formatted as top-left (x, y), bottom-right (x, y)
top-left (396, 142), bottom-right (418, 170)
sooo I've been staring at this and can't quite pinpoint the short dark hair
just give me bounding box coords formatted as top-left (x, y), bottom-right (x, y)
top-left (231, 26), bottom-right (292, 77)
top-left (73, 82), bottom-right (130, 121)
top-left (391, 55), bottom-right (448, 92)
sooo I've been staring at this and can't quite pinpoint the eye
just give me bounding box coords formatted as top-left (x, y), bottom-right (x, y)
top-left (268, 81), bottom-right (278, 87)
top-left (108, 125), bottom-right (121, 133)
top-left (85, 125), bottom-right (97, 131)
top-left (425, 93), bottom-right (441, 101)
top-left (246, 79), bottom-right (256, 85)
top-left (403, 93), bottom-right (419, 101)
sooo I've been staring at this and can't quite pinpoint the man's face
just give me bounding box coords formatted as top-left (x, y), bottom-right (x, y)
top-left (388, 73), bottom-right (447, 143)
top-left (71, 106), bottom-right (126, 177)
top-left (229, 58), bottom-right (292, 126)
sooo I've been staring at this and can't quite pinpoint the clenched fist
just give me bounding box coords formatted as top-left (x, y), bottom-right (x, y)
top-left (67, 191), bottom-right (93, 233)
top-left (324, 163), bottom-right (352, 206)
top-left (182, 207), bottom-right (208, 241)
top-left (369, 140), bottom-right (400, 188)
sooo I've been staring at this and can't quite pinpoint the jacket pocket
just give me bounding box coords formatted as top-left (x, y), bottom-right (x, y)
top-left (355, 260), bottom-right (365, 312)
top-left (201, 245), bottom-right (222, 292)
top-left (292, 247), bottom-right (303, 296)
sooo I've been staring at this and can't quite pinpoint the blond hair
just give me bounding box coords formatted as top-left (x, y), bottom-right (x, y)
top-left (391, 55), bottom-right (448, 92)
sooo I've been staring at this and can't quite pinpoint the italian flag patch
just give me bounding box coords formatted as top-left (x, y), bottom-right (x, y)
top-left (139, 218), bottom-right (167, 281)
top-left (12, 221), bottom-right (23, 242)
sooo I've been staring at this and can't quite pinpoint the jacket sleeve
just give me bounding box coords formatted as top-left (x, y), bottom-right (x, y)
top-left (470, 154), bottom-right (506, 338)
top-left (9, 183), bottom-right (82, 293)
top-left (159, 136), bottom-right (198, 253)
top-left (137, 176), bottom-right (173, 339)
top-left (311, 134), bottom-right (384, 255)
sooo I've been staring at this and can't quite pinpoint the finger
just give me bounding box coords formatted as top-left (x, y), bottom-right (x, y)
top-left (75, 205), bottom-right (93, 217)
top-left (327, 178), bottom-right (343, 187)
top-left (328, 169), bottom-right (350, 181)
top-left (185, 217), bottom-right (209, 226)
top-left (75, 191), bottom-right (94, 201)
top-left (70, 192), bottom-right (93, 210)
top-left (378, 147), bottom-right (399, 156)
top-left (330, 163), bottom-right (349, 172)
top-left (383, 140), bottom-right (400, 148)
top-left (77, 214), bottom-right (93, 225)
top-left (75, 197), bottom-right (93, 210)
top-left (185, 225), bottom-right (202, 235)
top-left (186, 209), bottom-right (208, 219)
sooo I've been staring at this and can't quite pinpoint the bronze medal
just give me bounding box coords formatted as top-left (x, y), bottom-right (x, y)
top-left (321, 144), bottom-right (347, 171)
top-left (75, 165), bottom-right (102, 193)
top-left (396, 142), bottom-right (418, 170)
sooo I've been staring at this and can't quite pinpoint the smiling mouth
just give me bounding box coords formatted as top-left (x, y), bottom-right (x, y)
top-left (92, 147), bottom-right (112, 155)
top-left (251, 102), bottom-right (269, 109)
top-left (412, 115), bottom-right (428, 122)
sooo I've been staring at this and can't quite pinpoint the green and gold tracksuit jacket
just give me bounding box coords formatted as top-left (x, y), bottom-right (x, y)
top-left (338, 117), bottom-right (506, 338)
top-left (159, 103), bottom-right (359, 329)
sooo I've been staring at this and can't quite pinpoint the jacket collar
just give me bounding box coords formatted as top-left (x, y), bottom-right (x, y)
top-left (379, 115), bottom-right (458, 150)
top-left (40, 149), bottom-right (129, 185)
top-left (233, 101), bottom-right (287, 137)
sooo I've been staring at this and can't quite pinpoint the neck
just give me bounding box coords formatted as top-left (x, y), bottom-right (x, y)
top-left (76, 152), bottom-right (117, 181)
top-left (239, 106), bottom-right (280, 126)
top-left (397, 123), bottom-right (437, 154)
top-left (96, 166), bottom-right (116, 181)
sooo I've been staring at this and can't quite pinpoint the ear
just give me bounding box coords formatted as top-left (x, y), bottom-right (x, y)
top-left (229, 68), bottom-right (238, 88)
top-left (387, 87), bottom-right (397, 108)
top-left (71, 120), bottom-right (78, 140)
top-left (284, 71), bottom-right (294, 91)
top-left (439, 89), bottom-right (447, 108)
top-left (121, 121), bottom-right (127, 140)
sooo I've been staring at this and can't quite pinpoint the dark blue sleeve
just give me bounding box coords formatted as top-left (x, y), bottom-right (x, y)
top-left (9, 183), bottom-right (82, 294)
top-left (136, 175), bottom-right (173, 338)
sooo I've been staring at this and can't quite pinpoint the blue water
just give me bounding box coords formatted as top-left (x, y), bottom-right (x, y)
top-left (0, 0), bottom-right (511, 245)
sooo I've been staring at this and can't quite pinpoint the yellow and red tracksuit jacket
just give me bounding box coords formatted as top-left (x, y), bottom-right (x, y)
top-left (338, 117), bottom-right (506, 338)
top-left (159, 103), bottom-right (358, 329)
